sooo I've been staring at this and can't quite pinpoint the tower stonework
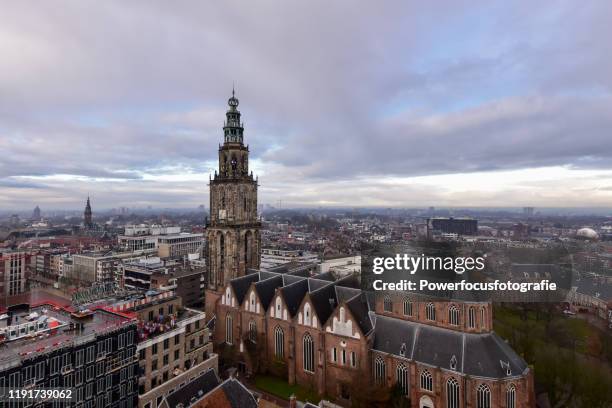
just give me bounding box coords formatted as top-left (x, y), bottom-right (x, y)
top-left (205, 91), bottom-right (261, 315)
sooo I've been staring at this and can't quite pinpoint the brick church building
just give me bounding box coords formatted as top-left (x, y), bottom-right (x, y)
top-left (205, 93), bottom-right (535, 408)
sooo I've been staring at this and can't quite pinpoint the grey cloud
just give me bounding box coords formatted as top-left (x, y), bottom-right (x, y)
top-left (0, 1), bottom-right (611, 208)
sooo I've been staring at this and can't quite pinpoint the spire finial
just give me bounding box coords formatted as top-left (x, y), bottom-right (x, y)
top-left (228, 85), bottom-right (239, 108)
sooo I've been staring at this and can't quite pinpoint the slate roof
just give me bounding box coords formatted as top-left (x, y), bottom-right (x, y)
top-left (309, 283), bottom-right (338, 325)
top-left (230, 273), bottom-right (259, 305)
top-left (221, 378), bottom-right (259, 408)
top-left (346, 292), bottom-right (373, 335)
top-left (463, 332), bottom-right (528, 377)
top-left (281, 278), bottom-right (309, 317)
top-left (412, 325), bottom-right (464, 371)
top-left (574, 277), bottom-right (612, 301)
top-left (259, 271), bottom-right (281, 280)
top-left (372, 315), bottom-right (528, 379)
top-left (283, 274), bottom-right (306, 286)
top-left (335, 286), bottom-right (361, 304)
top-left (255, 275), bottom-right (283, 310)
top-left (308, 278), bottom-right (331, 292)
top-left (164, 368), bottom-right (220, 407)
top-left (372, 314), bottom-right (417, 359)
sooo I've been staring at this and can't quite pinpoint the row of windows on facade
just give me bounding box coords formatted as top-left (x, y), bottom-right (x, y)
top-left (373, 355), bottom-right (517, 408)
top-left (383, 297), bottom-right (486, 328)
top-left (224, 314), bottom-right (516, 408)
top-left (1, 337), bottom-right (135, 388)
top-left (225, 316), bottom-right (357, 371)
top-left (139, 349), bottom-right (209, 396)
top-left (147, 305), bottom-right (174, 320)
top-left (140, 332), bottom-right (204, 356)
top-left (8, 358), bottom-right (135, 385)
top-left (0, 364), bottom-right (137, 403)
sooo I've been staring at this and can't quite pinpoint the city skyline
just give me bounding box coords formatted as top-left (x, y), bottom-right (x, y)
top-left (1, 2), bottom-right (612, 210)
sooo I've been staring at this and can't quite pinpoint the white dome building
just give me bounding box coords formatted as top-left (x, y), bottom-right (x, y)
top-left (576, 227), bottom-right (599, 240)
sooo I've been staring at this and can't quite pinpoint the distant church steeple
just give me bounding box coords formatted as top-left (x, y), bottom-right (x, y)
top-left (84, 196), bottom-right (93, 227)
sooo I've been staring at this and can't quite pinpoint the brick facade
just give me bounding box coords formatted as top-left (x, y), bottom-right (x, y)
top-left (208, 275), bottom-right (535, 408)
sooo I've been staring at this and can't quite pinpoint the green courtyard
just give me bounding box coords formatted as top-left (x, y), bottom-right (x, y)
top-left (254, 374), bottom-right (320, 403)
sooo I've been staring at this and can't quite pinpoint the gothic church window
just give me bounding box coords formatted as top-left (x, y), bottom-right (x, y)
top-left (477, 384), bottom-right (491, 408)
top-left (420, 369), bottom-right (433, 391)
top-left (374, 356), bottom-right (386, 385)
top-left (396, 363), bottom-right (409, 395)
top-left (303, 333), bottom-right (314, 373)
top-left (447, 377), bottom-right (460, 408)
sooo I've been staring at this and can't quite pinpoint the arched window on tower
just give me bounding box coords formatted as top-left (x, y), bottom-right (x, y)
top-left (219, 233), bottom-right (225, 281)
top-left (231, 155), bottom-right (237, 174)
top-left (225, 314), bottom-right (233, 345)
top-left (245, 231), bottom-right (252, 268)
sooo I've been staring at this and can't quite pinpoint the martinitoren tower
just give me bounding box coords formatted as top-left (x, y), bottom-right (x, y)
top-left (206, 90), bottom-right (261, 293)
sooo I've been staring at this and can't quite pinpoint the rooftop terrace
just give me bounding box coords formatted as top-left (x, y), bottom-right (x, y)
top-left (0, 304), bottom-right (134, 370)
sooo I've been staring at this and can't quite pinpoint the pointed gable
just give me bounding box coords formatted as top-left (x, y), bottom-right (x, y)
top-left (325, 298), bottom-right (365, 339)
top-left (280, 278), bottom-right (309, 317)
top-left (254, 275), bottom-right (283, 310)
top-left (229, 273), bottom-right (259, 306)
top-left (243, 284), bottom-right (261, 314)
top-left (346, 292), bottom-right (373, 335)
top-left (308, 282), bottom-right (338, 327)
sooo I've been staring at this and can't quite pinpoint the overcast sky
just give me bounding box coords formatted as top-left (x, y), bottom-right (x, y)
top-left (1, 1), bottom-right (611, 211)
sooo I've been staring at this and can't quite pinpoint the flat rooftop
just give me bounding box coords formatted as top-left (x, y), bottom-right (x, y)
top-left (0, 305), bottom-right (134, 368)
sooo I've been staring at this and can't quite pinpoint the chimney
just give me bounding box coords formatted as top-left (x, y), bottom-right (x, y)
top-left (289, 394), bottom-right (297, 408)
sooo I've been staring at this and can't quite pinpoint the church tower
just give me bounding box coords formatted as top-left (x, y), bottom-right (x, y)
top-left (206, 90), bottom-right (261, 297)
top-left (83, 196), bottom-right (93, 228)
